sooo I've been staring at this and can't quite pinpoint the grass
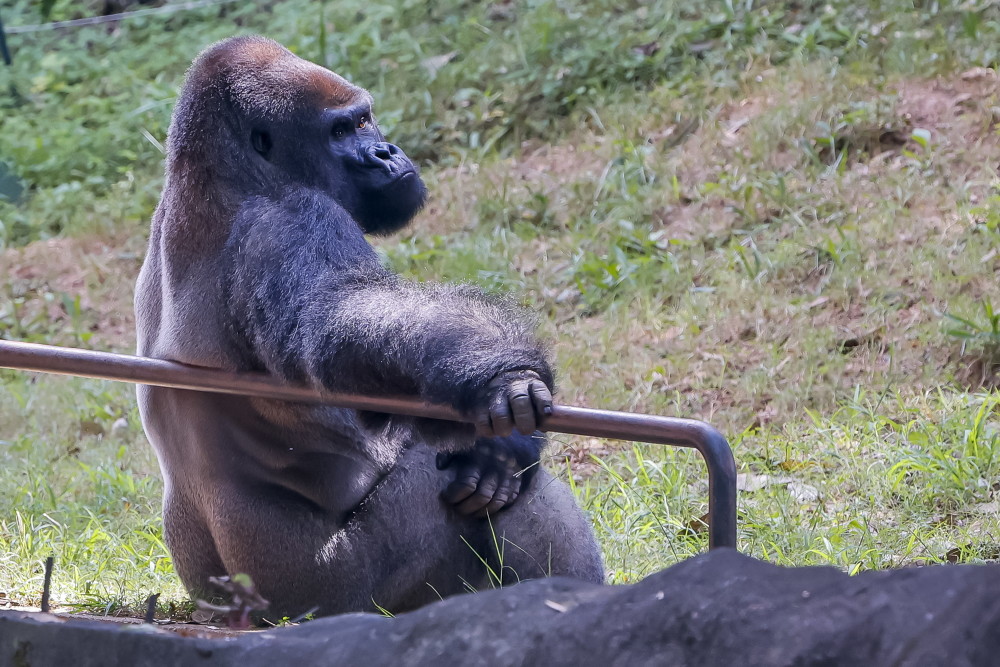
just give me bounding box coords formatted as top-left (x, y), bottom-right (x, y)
top-left (2, 0), bottom-right (1000, 616)
top-left (0, 374), bottom-right (181, 612)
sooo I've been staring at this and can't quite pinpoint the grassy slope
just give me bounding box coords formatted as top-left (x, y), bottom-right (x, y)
top-left (1, 0), bottom-right (999, 614)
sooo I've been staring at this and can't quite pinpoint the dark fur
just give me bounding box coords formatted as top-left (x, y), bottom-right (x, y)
top-left (135, 36), bottom-right (603, 621)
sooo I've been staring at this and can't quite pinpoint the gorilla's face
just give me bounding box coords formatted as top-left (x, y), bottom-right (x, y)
top-left (234, 54), bottom-right (427, 236)
top-left (320, 103), bottom-right (428, 236)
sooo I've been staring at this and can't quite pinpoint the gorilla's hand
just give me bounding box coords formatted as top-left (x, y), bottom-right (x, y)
top-left (436, 432), bottom-right (543, 517)
top-left (475, 370), bottom-right (553, 438)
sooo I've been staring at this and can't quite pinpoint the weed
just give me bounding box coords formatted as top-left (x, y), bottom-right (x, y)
top-left (945, 300), bottom-right (1000, 353)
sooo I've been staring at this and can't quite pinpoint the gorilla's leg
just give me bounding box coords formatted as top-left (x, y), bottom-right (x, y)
top-left (479, 468), bottom-right (606, 586)
top-left (394, 472), bottom-right (606, 607)
top-left (161, 492), bottom-right (226, 600)
top-left (184, 442), bottom-right (603, 621)
top-left (362, 442), bottom-right (605, 613)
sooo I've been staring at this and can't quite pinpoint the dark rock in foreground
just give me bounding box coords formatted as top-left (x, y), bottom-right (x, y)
top-left (2, 549), bottom-right (998, 666)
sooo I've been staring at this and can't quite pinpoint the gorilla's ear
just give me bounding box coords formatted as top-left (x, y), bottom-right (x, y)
top-left (251, 129), bottom-right (273, 160)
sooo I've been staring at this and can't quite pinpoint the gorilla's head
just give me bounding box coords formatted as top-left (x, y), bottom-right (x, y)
top-left (170, 35), bottom-right (427, 236)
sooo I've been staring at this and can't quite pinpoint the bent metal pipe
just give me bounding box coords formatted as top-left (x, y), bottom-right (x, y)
top-left (0, 339), bottom-right (738, 550)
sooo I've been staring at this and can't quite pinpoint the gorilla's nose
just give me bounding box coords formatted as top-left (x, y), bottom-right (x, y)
top-left (365, 142), bottom-right (406, 172)
top-left (371, 142), bottom-right (395, 160)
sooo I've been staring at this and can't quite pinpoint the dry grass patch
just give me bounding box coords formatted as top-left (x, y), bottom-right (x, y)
top-left (0, 234), bottom-right (142, 351)
top-left (4, 65), bottom-right (998, 435)
top-left (518, 64), bottom-right (1000, 434)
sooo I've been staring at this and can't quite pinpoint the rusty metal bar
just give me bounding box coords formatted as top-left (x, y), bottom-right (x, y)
top-left (0, 339), bottom-right (737, 549)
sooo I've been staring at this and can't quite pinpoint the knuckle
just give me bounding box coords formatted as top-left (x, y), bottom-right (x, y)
top-left (458, 495), bottom-right (490, 515)
top-left (443, 484), bottom-right (475, 504)
top-left (485, 500), bottom-right (506, 514)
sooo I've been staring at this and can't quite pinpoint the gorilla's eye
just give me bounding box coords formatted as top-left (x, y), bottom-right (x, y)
top-left (331, 121), bottom-right (352, 139)
top-left (251, 129), bottom-right (272, 160)
top-left (358, 114), bottom-right (369, 130)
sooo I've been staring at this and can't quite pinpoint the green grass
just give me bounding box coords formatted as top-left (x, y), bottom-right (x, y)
top-left (0, 374), bottom-right (181, 612)
top-left (583, 389), bottom-right (1000, 581)
top-left (2, 0), bottom-right (1000, 616)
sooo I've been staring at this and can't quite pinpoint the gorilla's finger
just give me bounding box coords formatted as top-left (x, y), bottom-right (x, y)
top-left (442, 469), bottom-right (482, 504)
top-left (443, 480), bottom-right (478, 505)
top-left (475, 411), bottom-right (493, 437)
top-left (475, 476), bottom-right (516, 517)
top-left (529, 380), bottom-right (553, 419)
top-left (508, 379), bottom-right (537, 434)
top-left (489, 393), bottom-right (515, 437)
top-left (508, 486), bottom-right (520, 506)
top-left (455, 473), bottom-right (499, 516)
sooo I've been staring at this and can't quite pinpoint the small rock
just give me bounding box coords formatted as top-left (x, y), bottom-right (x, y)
top-left (111, 418), bottom-right (129, 438)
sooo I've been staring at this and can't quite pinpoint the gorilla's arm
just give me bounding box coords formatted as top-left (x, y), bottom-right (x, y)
top-left (311, 281), bottom-right (554, 429)
top-left (222, 195), bottom-right (554, 439)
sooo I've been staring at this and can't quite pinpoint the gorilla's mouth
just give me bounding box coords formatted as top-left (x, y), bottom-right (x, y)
top-left (387, 169), bottom-right (417, 185)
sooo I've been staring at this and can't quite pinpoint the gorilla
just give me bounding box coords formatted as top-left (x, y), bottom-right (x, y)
top-left (134, 35), bottom-right (603, 621)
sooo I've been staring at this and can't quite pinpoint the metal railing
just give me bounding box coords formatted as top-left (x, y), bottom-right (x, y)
top-left (0, 339), bottom-right (738, 549)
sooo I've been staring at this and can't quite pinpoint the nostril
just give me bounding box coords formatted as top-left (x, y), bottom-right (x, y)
top-left (372, 143), bottom-right (393, 160)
